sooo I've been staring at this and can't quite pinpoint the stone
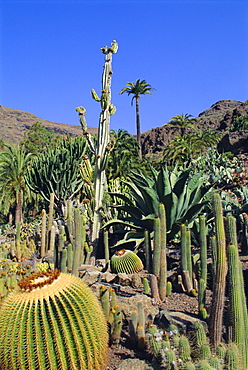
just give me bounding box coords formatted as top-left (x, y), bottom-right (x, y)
top-left (116, 358), bottom-right (157, 370)
top-left (102, 271), bottom-right (117, 283)
top-left (80, 268), bottom-right (101, 285)
top-left (117, 273), bottom-right (132, 286)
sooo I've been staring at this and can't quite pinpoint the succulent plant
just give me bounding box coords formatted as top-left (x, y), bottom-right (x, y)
top-left (0, 269), bottom-right (108, 370)
top-left (110, 249), bottom-right (143, 274)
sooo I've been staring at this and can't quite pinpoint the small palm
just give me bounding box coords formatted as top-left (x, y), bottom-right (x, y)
top-left (119, 79), bottom-right (155, 160)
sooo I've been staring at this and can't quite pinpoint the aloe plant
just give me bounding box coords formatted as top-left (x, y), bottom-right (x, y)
top-left (105, 165), bottom-right (213, 248)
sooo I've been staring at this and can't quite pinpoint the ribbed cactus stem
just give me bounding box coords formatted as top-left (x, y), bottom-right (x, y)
top-left (199, 344), bottom-right (211, 360)
top-left (143, 277), bottom-right (150, 295)
top-left (240, 212), bottom-right (248, 254)
top-left (226, 214), bottom-right (238, 248)
top-left (178, 335), bottom-right (191, 362)
top-left (209, 192), bottom-right (227, 349)
top-left (47, 193), bottom-right (54, 250)
top-left (227, 243), bottom-right (248, 368)
top-left (181, 224), bottom-right (188, 272)
top-left (137, 301), bottom-right (145, 328)
top-left (137, 325), bottom-right (146, 350)
top-left (144, 229), bottom-right (152, 272)
top-left (199, 214), bottom-right (207, 286)
top-left (72, 209), bottom-right (84, 276)
top-left (41, 209), bottom-right (46, 257)
top-left (186, 228), bottom-right (193, 281)
top-left (153, 216), bottom-right (161, 277)
top-left (60, 247), bottom-right (67, 273)
top-left (198, 278), bottom-right (206, 317)
top-left (67, 243), bottom-right (73, 271)
top-left (158, 203), bottom-right (167, 300)
top-left (91, 42), bottom-right (117, 256)
top-left (103, 229), bottom-right (109, 265)
top-left (100, 285), bottom-right (110, 321)
top-left (111, 305), bottom-right (122, 344)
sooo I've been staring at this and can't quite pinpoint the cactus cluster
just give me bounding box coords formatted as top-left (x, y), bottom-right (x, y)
top-left (0, 269), bottom-right (108, 370)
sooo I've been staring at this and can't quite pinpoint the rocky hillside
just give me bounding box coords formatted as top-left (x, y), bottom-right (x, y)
top-left (141, 100), bottom-right (248, 158)
top-left (1, 101), bottom-right (248, 158)
top-left (0, 105), bottom-right (97, 144)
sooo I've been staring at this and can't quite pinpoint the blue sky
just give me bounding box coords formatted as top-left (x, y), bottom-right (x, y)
top-left (0, 0), bottom-right (247, 134)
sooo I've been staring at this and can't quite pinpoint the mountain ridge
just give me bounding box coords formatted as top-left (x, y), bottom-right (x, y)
top-left (0, 105), bottom-right (97, 144)
top-left (1, 100), bottom-right (248, 158)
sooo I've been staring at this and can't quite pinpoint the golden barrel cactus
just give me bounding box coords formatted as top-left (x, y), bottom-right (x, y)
top-left (0, 269), bottom-right (108, 370)
top-left (110, 249), bottom-right (143, 274)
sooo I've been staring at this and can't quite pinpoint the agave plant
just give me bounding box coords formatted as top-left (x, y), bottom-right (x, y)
top-left (104, 165), bottom-right (214, 246)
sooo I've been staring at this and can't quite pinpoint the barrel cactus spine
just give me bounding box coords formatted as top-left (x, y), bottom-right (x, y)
top-left (0, 269), bottom-right (108, 370)
top-left (110, 249), bottom-right (143, 274)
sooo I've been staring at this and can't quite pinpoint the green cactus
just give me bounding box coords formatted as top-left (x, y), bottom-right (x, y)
top-left (143, 277), bottom-right (151, 295)
top-left (198, 278), bottom-right (206, 318)
top-left (199, 344), bottom-right (211, 360)
top-left (195, 361), bottom-right (212, 370)
top-left (158, 202), bottom-right (167, 301)
top-left (209, 192), bottom-right (227, 349)
top-left (153, 216), bottom-right (161, 277)
top-left (144, 229), bottom-right (152, 272)
top-left (76, 41), bottom-right (118, 257)
top-left (179, 335), bottom-right (191, 363)
top-left (0, 269), bottom-right (108, 370)
top-left (110, 249), bottom-right (143, 274)
top-left (184, 362), bottom-right (196, 370)
top-left (216, 343), bottom-right (226, 361)
top-left (208, 356), bottom-right (222, 370)
top-left (224, 344), bottom-right (240, 370)
top-left (227, 242), bottom-right (248, 368)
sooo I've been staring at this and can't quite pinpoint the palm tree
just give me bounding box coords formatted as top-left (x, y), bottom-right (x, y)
top-left (119, 79), bottom-right (155, 160)
top-left (168, 113), bottom-right (197, 137)
top-left (0, 144), bottom-right (33, 225)
top-left (107, 129), bottom-right (142, 180)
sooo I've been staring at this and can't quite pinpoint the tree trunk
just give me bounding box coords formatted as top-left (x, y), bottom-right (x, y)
top-left (15, 190), bottom-right (23, 226)
top-left (135, 96), bottom-right (142, 160)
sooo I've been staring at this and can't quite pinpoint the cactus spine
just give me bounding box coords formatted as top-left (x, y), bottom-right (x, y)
top-left (209, 193), bottom-right (227, 349)
top-left (0, 269), bottom-right (108, 370)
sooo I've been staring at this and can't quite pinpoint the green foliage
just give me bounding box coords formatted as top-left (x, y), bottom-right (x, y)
top-left (119, 79), bottom-right (155, 160)
top-left (168, 113), bottom-right (197, 137)
top-left (20, 121), bottom-right (60, 154)
top-left (25, 136), bottom-right (89, 214)
top-left (0, 269), bottom-right (108, 369)
top-left (106, 165), bottom-right (212, 247)
top-left (230, 115), bottom-right (248, 132)
top-left (0, 144), bottom-right (34, 224)
top-left (107, 129), bottom-right (141, 181)
top-left (163, 130), bottom-right (222, 165)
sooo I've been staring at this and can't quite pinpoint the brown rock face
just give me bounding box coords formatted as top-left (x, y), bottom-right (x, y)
top-left (141, 100), bottom-right (248, 159)
top-left (0, 105), bottom-right (97, 144)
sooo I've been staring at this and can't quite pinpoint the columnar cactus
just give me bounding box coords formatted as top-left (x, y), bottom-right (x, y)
top-left (0, 269), bottom-right (108, 370)
top-left (209, 192), bottom-right (227, 349)
top-left (76, 40), bottom-right (118, 257)
top-left (227, 243), bottom-right (248, 368)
